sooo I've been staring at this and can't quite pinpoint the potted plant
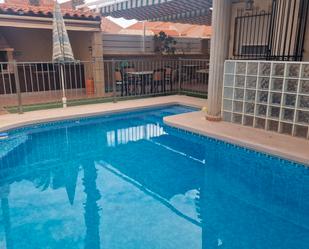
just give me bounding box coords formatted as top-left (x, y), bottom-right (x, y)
top-left (154, 31), bottom-right (177, 55)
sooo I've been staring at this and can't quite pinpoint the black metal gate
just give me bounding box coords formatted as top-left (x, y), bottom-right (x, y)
top-left (233, 0), bottom-right (309, 61)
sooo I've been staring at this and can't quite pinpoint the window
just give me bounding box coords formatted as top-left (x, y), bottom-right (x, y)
top-left (0, 51), bottom-right (8, 70)
top-left (241, 45), bottom-right (269, 56)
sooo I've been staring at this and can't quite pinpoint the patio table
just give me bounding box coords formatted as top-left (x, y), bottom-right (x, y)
top-left (127, 71), bottom-right (153, 94)
top-left (196, 69), bottom-right (209, 83)
top-left (182, 64), bottom-right (199, 68)
top-left (196, 69), bottom-right (209, 74)
top-left (182, 64), bottom-right (199, 80)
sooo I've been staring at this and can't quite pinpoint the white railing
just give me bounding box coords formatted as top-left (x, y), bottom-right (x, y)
top-left (222, 60), bottom-right (309, 139)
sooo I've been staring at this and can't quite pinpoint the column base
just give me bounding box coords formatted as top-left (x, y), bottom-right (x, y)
top-left (205, 113), bottom-right (222, 122)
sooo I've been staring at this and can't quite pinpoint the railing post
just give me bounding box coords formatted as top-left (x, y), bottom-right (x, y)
top-left (178, 58), bottom-right (182, 94)
top-left (112, 59), bottom-right (117, 103)
top-left (13, 60), bottom-right (23, 114)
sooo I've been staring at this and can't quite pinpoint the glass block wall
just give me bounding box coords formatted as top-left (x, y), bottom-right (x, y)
top-left (222, 60), bottom-right (309, 139)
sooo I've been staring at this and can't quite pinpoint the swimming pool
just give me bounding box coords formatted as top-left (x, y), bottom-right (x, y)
top-left (0, 105), bottom-right (308, 249)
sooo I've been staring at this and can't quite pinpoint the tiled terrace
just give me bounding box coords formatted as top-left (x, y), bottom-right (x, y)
top-left (0, 95), bottom-right (205, 131)
top-left (0, 89), bottom-right (107, 109)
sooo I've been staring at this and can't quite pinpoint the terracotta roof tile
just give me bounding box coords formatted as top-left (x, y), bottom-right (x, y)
top-left (126, 21), bottom-right (211, 38)
top-left (101, 17), bottom-right (122, 33)
top-left (0, 2), bottom-right (101, 21)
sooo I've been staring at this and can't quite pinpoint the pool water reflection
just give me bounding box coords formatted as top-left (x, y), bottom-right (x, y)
top-left (0, 105), bottom-right (308, 249)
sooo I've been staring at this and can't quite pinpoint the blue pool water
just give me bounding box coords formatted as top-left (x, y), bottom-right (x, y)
top-left (0, 105), bottom-right (308, 249)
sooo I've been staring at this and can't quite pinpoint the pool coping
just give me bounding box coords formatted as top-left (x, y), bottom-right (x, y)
top-left (0, 95), bottom-right (308, 166)
top-left (0, 95), bottom-right (205, 132)
top-left (164, 111), bottom-right (309, 166)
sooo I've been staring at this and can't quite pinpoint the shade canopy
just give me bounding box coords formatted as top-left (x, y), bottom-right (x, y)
top-left (99, 0), bottom-right (212, 25)
top-left (52, 1), bottom-right (75, 62)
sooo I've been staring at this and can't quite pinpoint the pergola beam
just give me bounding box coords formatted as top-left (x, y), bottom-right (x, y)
top-left (99, 0), bottom-right (212, 25)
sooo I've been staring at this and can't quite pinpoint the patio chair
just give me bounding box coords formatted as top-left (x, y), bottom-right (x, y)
top-left (164, 66), bottom-right (175, 91)
top-left (121, 67), bottom-right (137, 95)
top-left (114, 70), bottom-right (127, 96)
top-left (152, 69), bottom-right (166, 93)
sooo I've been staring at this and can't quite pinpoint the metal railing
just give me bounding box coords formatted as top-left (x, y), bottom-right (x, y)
top-left (0, 58), bottom-right (209, 113)
top-left (233, 0), bottom-right (309, 61)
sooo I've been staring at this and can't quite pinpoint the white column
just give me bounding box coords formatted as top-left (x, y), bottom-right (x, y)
top-left (91, 32), bottom-right (105, 96)
top-left (206, 0), bottom-right (232, 121)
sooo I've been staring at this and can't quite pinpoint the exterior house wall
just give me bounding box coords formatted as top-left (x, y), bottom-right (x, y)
top-left (1, 27), bottom-right (52, 61)
top-left (228, 0), bottom-right (309, 61)
top-left (0, 27), bottom-right (92, 62)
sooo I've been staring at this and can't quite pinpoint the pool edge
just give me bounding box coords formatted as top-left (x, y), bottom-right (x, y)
top-left (0, 96), bottom-right (205, 132)
top-left (164, 113), bottom-right (309, 167)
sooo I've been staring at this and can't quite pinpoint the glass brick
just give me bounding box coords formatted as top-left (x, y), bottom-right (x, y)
top-left (259, 63), bottom-right (271, 76)
top-left (258, 91), bottom-right (268, 103)
top-left (269, 106), bottom-right (280, 118)
top-left (224, 87), bottom-right (233, 99)
top-left (225, 61), bottom-right (235, 74)
top-left (281, 123), bottom-right (293, 135)
top-left (244, 116), bottom-right (254, 126)
top-left (234, 89), bottom-right (244, 100)
top-left (287, 64), bottom-right (300, 77)
top-left (236, 62), bottom-right (246, 74)
top-left (301, 64), bottom-right (309, 78)
top-left (268, 120), bottom-right (279, 132)
top-left (271, 93), bottom-right (282, 105)
top-left (255, 118), bottom-right (266, 129)
top-left (247, 62), bottom-right (258, 75)
top-left (297, 111), bottom-right (309, 124)
top-left (246, 90), bottom-right (256, 102)
top-left (245, 103), bottom-right (255, 114)
top-left (295, 125), bottom-right (308, 138)
top-left (232, 113), bottom-right (243, 124)
top-left (272, 78), bottom-right (283, 91)
top-left (223, 99), bottom-right (232, 111)
top-left (300, 80), bottom-right (309, 94)
top-left (259, 77), bottom-right (270, 89)
top-left (299, 96), bottom-right (309, 109)
top-left (246, 76), bottom-right (257, 88)
top-left (235, 75), bottom-right (245, 87)
top-left (223, 112), bottom-right (232, 122)
top-left (233, 101), bottom-right (243, 113)
top-left (283, 109), bottom-right (294, 121)
top-left (286, 79), bottom-right (298, 92)
top-left (224, 74), bottom-right (234, 87)
top-left (284, 94), bottom-right (296, 107)
top-left (257, 105), bottom-right (267, 116)
top-left (273, 63), bottom-right (285, 76)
